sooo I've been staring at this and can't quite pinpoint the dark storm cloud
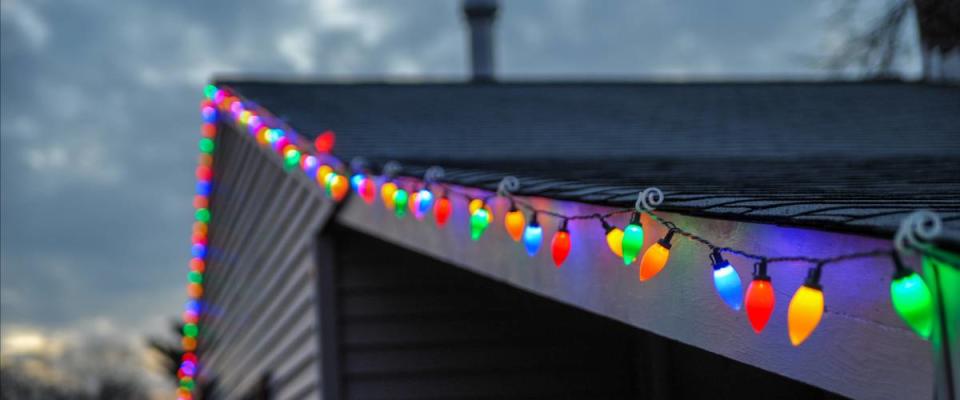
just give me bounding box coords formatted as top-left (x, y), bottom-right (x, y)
top-left (0, 0), bottom-right (918, 338)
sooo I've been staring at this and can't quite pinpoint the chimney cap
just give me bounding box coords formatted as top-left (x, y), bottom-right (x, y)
top-left (464, 0), bottom-right (498, 18)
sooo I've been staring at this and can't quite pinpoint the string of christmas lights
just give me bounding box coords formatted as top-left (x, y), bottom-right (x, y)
top-left (179, 84), bottom-right (957, 399)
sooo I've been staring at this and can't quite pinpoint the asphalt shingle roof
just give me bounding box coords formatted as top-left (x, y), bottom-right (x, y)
top-left (216, 79), bottom-right (960, 250)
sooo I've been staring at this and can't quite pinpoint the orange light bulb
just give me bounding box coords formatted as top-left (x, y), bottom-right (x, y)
top-left (504, 208), bottom-right (526, 242)
top-left (381, 181), bottom-right (398, 209)
top-left (328, 174), bottom-right (349, 201)
top-left (788, 267), bottom-right (824, 346)
top-left (639, 231), bottom-right (673, 281)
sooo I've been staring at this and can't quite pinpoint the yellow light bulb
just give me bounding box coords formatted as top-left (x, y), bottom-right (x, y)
top-left (788, 268), bottom-right (825, 346)
top-left (605, 228), bottom-right (624, 257)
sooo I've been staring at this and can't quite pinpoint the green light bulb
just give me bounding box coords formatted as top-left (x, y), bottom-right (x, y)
top-left (195, 208), bottom-right (211, 223)
top-left (891, 271), bottom-right (934, 339)
top-left (283, 149), bottom-right (301, 170)
top-left (393, 189), bottom-right (408, 218)
top-left (183, 323), bottom-right (198, 338)
top-left (471, 208), bottom-right (490, 241)
top-left (188, 271), bottom-right (203, 284)
top-left (198, 138), bottom-right (215, 154)
top-left (621, 212), bottom-right (644, 265)
top-left (203, 84), bottom-right (217, 100)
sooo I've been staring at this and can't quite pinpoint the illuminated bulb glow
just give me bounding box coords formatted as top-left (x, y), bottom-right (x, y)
top-left (710, 250), bottom-right (743, 311)
top-left (621, 212), bottom-right (644, 265)
top-left (393, 189), bottom-right (409, 218)
top-left (890, 256), bottom-right (933, 339)
top-left (551, 222), bottom-right (571, 267)
top-left (301, 155), bottom-right (319, 177)
top-left (327, 174), bottom-right (349, 201)
top-left (744, 262), bottom-right (775, 333)
top-left (351, 174), bottom-right (364, 192)
top-left (470, 207), bottom-right (491, 240)
top-left (788, 267), bottom-right (824, 346)
top-left (314, 130), bottom-right (335, 153)
top-left (381, 182), bottom-right (398, 209)
top-left (504, 207), bottom-right (526, 242)
top-left (639, 231), bottom-right (673, 281)
top-left (415, 189), bottom-right (434, 220)
top-left (316, 165), bottom-right (333, 188)
top-left (523, 214), bottom-right (542, 256)
top-left (434, 196), bottom-right (452, 227)
top-left (358, 177), bottom-right (377, 204)
top-left (468, 198), bottom-right (493, 224)
top-left (601, 220), bottom-right (624, 257)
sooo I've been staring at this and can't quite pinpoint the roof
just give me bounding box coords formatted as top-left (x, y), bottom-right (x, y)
top-left (215, 79), bottom-right (960, 249)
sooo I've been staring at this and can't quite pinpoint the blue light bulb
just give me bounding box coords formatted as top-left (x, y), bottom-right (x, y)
top-left (417, 189), bottom-right (434, 214)
top-left (191, 244), bottom-right (207, 258)
top-left (196, 181), bottom-right (212, 196)
top-left (351, 174), bottom-right (364, 191)
top-left (710, 250), bottom-right (743, 311)
top-left (523, 215), bottom-right (543, 256)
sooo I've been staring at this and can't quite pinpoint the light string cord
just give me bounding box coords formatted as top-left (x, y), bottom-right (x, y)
top-left (387, 173), bottom-right (954, 270)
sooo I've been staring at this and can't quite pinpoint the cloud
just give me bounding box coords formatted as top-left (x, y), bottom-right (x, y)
top-left (0, 0), bottom-right (49, 51)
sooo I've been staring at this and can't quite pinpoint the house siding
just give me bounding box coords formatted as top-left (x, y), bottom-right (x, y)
top-left (200, 126), bottom-right (333, 399)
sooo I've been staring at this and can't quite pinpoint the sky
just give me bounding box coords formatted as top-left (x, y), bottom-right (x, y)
top-left (0, 0), bottom-right (921, 392)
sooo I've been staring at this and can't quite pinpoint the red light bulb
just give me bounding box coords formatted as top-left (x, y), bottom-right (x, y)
top-left (358, 177), bottom-right (376, 204)
top-left (314, 130), bottom-right (336, 153)
top-left (434, 196), bottom-right (452, 227)
top-left (744, 261), bottom-right (775, 334)
top-left (551, 220), bottom-right (571, 268)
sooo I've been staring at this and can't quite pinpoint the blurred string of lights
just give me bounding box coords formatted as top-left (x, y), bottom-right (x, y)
top-left (175, 94), bottom-right (217, 400)
top-left (180, 84), bottom-right (958, 398)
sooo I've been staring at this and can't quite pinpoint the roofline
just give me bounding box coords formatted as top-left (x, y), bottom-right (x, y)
top-left (212, 75), bottom-right (959, 88)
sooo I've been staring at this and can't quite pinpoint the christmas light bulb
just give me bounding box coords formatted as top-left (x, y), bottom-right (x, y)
top-left (890, 255), bottom-right (933, 339)
top-left (314, 130), bottom-right (335, 153)
top-left (301, 155), bottom-right (319, 177)
top-left (601, 220), bottom-right (623, 257)
top-left (710, 249), bottom-right (743, 311)
top-left (316, 165), bottom-right (333, 188)
top-left (408, 191), bottom-right (420, 214)
top-left (744, 261), bottom-right (775, 333)
top-left (468, 198), bottom-right (493, 224)
top-left (621, 212), bottom-right (644, 265)
top-left (381, 181), bottom-right (398, 209)
top-left (471, 206), bottom-right (491, 240)
top-left (468, 198), bottom-right (482, 215)
top-left (551, 221), bottom-right (571, 267)
top-left (203, 84), bottom-right (217, 100)
top-left (283, 147), bottom-right (301, 170)
top-left (504, 207), bottom-right (526, 242)
top-left (434, 196), bottom-right (452, 227)
top-left (393, 189), bottom-right (408, 218)
top-left (523, 213), bottom-right (542, 256)
top-left (415, 189), bottom-right (433, 220)
top-left (351, 174), bottom-right (364, 192)
top-left (788, 267), bottom-right (824, 346)
top-left (327, 174), bottom-right (349, 201)
top-left (198, 138), bottom-right (215, 154)
top-left (639, 231), bottom-right (674, 281)
top-left (358, 177), bottom-right (377, 204)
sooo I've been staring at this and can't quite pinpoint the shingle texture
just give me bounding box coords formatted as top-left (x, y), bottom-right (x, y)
top-left (217, 80), bottom-right (960, 249)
